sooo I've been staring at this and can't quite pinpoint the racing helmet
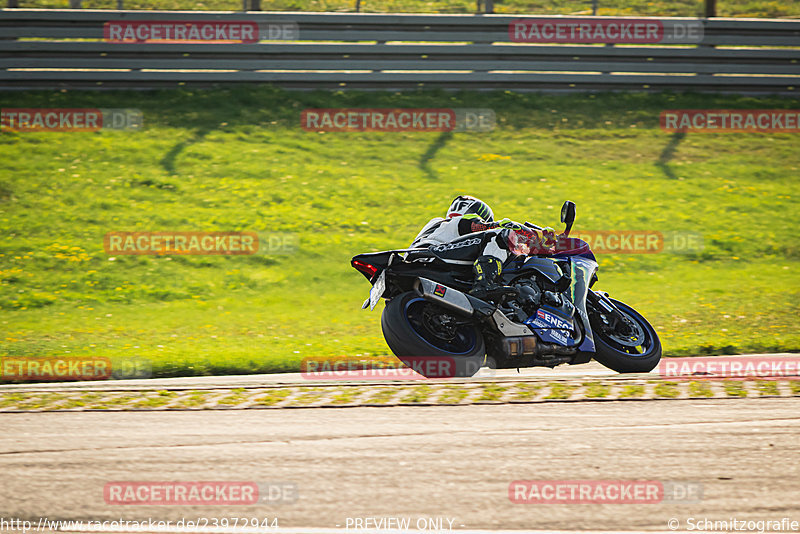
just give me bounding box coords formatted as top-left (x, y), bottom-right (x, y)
top-left (446, 195), bottom-right (494, 221)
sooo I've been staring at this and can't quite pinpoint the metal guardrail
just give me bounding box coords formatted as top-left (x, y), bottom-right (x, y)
top-left (1, 10), bottom-right (799, 91)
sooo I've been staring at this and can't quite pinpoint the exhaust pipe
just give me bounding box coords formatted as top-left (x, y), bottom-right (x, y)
top-left (414, 278), bottom-right (475, 317)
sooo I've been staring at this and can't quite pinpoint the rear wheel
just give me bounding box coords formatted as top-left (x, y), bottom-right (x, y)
top-left (589, 297), bottom-right (662, 373)
top-left (381, 291), bottom-right (485, 378)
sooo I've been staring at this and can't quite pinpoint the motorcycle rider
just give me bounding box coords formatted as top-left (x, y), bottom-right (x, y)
top-left (410, 195), bottom-right (555, 300)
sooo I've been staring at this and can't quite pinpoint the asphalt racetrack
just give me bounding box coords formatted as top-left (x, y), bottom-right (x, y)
top-left (1, 356), bottom-right (799, 533)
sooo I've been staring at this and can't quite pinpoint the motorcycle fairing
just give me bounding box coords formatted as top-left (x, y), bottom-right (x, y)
top-left (570, 256), bottom-right (597, 354)
top-left (524, 307), bottom-right (578, 346)
top-left (503, 256), bottom-right (567, 288)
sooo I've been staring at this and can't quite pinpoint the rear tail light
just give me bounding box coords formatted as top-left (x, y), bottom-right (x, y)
top-left (352, 259), bottom-right (379, 280)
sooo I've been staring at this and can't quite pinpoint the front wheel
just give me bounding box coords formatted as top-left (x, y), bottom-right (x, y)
top-left (590, 297), bottom-right (662, 373)
top-left (381, 291), bottom-right (485, 378)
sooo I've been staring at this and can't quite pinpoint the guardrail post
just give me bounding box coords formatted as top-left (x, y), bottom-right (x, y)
top-left (250, 0), bottom-right (261, 10)
top-left (7, 0), bottom-right (19, 7)
top-left (68, 0), bottom-right (82, 7)
top-left (704, 0), bottom-right (716, 17)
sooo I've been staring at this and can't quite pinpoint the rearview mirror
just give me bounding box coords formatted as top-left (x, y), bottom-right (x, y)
top-left (560, 201), bottom-right (576, 236)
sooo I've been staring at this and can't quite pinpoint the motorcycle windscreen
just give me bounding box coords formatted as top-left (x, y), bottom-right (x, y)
top-left (570, 256), bottom-right (597, 353)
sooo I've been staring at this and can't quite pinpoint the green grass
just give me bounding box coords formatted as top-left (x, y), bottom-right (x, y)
top-left (365, 388), bottom-right (397, 404)
top-left (437, 386), bottom-right (470, 404)
top-left (132, 389), bottom-right (176, 407)
top-left (688, 380), bottom-right (714, 397)
top-left (102, 394), bottom-right (138, 406)
top-left (253, 388), bottom-right (291, 405)
top-left (14, 0), bottom-right (800, 17)
top-left (175, 390), bottom-right (213, 407)
top-left (329, 386), bottom-right (364, 404)
top-left (293, 388), bottom-right (327, 404)
top-left (218, 387), bottom-right (249, 405)
top-left (477, 384), bottom-right (508, 401)
top-left (401, 384), bottom-right (433, 403)
top-left (756, 380), bottom-right (780, 396)
top-left (619, 384), bottom-right (645, 398)
top-left (512, 383), bottom-right (543, 400)
top-left (545, 382), bottom-right (577, 399)
top-left (723, 381), bottom-right (748, 397)
top-left (584, 382), bottom-right (611, 398)
top-left (59, 392), bottom-right (104, 409)
top-left (1, 88), bottom-right (799, 379)
top-left (653, 381), bottom-right (680, 398)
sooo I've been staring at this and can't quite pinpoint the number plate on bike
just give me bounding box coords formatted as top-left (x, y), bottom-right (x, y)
top-left (368, 270), bottom-right (386, 310)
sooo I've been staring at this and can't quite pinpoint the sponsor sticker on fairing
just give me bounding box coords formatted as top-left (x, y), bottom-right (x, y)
top-left (528, 310), bottom-right (573, 344)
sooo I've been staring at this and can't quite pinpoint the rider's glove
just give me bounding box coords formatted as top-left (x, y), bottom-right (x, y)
top-left (541, 226), bottom-right (557, 248)
top-left (511, 226), bottom-right (557, 255)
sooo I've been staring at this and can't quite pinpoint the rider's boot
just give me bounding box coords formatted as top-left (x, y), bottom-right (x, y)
top-left (469, 255), bottom-right (516, 301)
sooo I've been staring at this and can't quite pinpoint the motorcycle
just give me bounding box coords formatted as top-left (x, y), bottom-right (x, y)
top-left (351, 201), bottom-right (662, 378)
